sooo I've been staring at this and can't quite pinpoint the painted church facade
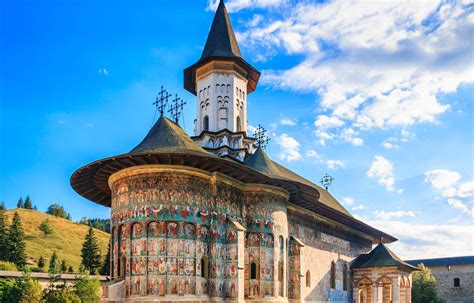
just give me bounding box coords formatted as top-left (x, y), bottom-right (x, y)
top-left (71, 1), bottom-right (417, 302)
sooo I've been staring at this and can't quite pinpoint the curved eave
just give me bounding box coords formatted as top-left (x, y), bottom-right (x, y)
top-left (183, 56), bottom-right (260, 95)
top-left (71, 152), bottom-right (396, 244)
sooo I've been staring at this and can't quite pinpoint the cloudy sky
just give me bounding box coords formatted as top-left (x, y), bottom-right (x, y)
top-left (1, 0), bottom-right (472, 259)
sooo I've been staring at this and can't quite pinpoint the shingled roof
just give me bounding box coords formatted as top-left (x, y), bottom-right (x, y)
top-left (183, 0), bottom-right (260, 95)
top-left (406, 256), bottom-right (474, 267)
top-left (352, 243), bottom-right (418, 271)
top-left (245, 148), bottom-right (352, 217)
top-left (200, 0), bottom-right (241, 60)
top-left (130, 116), bottom-right (212, 157)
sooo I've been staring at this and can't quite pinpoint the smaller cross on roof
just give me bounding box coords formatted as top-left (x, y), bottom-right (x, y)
top-left (168, 94), bottom-right (187, 124)
top-left (254, 124), bottom-right (270, 150)
top-left (320, 173), bottom-right (334, 191)
top-left (153, 85), bottom-right (169, 116)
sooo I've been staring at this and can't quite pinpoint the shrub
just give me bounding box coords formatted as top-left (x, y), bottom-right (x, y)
top-left (75, 274), bottom-right (100, 303)
top-left (43, 288), bottom-right (81, 303)
top-left (0, 260), bottom-right (18, 271)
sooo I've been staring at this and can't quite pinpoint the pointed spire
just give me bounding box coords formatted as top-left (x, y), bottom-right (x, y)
top-left (201, 0), bottom-right (242, 60)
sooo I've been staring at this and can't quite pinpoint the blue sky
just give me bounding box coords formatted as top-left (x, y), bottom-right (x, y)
top-left (1, 0), bottom-right (472, 259)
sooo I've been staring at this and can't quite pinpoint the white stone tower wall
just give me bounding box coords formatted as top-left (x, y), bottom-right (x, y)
top-left (195, 72), bottom-right (247, 135)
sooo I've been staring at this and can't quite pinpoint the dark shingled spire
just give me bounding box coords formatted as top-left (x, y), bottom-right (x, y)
top-left (201, 0), bottom-right (242, 60)
top-left (183, 0), bottom-right (260, 95)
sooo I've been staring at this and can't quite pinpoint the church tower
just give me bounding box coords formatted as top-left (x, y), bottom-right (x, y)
top-left (184, 0), bottom-right (260, 161)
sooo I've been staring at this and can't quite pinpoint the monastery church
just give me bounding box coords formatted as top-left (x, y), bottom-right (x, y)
top-left (71, 1), bottom-right (417, 302)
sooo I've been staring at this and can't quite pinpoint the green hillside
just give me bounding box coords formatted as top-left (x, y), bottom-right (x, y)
top-left (3, 208), bottom-right (110, 272)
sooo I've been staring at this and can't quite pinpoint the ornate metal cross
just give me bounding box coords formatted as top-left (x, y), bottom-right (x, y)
top-left (153, 86), bottom-right (169, 116)
top-left (254, 124), bottom-right (270, 149)
top-left (168, 94), bottom-right (187, 124)
top-left (320, 173), bottom-right (334, 191)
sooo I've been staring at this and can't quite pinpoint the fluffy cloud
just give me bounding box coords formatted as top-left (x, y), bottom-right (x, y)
top-left (237, 1), bottom-right (473, 141)
top-left (374, 210), bottom-right (416, 220)
top-left (367, 155), bottom-right (397, 192)
top-left (280, 118), bottom-right (297, 126)
top-left (275, 133), bottom-right (301, 161)
top-left (425, 169), bottom-right (473, 217)
top-left (305, 149), bottom-right (321, 159)
top-left (367, 220), bottom-right (474, 259)
top-left (352, 204), bottom-right (366, 211)
top-left (326, 159), bottom-right (345, 169)
top-left (342, 196), bottom-right (354, 206)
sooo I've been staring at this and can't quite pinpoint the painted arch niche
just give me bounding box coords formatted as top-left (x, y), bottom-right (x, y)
top-left (245, 232), bottom-right (275, 299)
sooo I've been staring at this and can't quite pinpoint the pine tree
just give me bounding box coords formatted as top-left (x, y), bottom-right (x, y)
top-left (7, 212), bottom-right (27, 268)
top-left (0, 211), bottom-right (8, 260)
top-left (0, 201), bottom-right (5, 210)
top-left (61, 259), bottom-right (67, 273)
top-left (49, 251), bottom-right (58, 273)
top-left (68, 265), bottom-right (74, 273)
top-left (81, 227), bottom-right (102, 275)
top-left (66, 213), bottom-right (72, 221)
top-left (39, 218), bottom-right (53, 238)
top-left (17, 197), bottom-right (24, 208)
top-left (37, 256), bottom-right (45, 269)
top-left (100, 239), bottom-right (111, 275)
top-left (24, 196), bottom-right (33, 209)
top-left (33, 205), bottom-right (38, 211)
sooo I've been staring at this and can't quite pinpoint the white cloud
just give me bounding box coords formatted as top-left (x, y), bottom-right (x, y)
top-left (341, 128), bottom-right (363, 146)
top-left (425, 170), bottom-right (474, 217)
top-left (382, 137), bottom-right (399, 149)
top-left (305, 149), bottom-right (321, 159)
top-left (98, 68), bottom-right (109, 76)
top-left (280, 118), bottom-right (297, 126)
top-left (237, 1), bottom-right (473, 140)
top-left (425, 169), bottom-right (462, 191)
top-left (374, 210), bottom-right (416, 220)
top-left (352, 204), bottom-right (366, 211)
top-left (275, 133), bottom-right (301, 161)
top-left (326, 159), bottom-right (345, 169)
top-left (367, 155), bottom-right (397, 192)
top-left (342, 196), bottom-right (354, 206)
top-left (208, 0), bottom-right (288, 12)
top-left (367, 220), bottom-right (474, 259)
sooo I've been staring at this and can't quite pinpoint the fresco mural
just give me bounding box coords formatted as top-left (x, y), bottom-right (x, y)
top-left (288, 237), bottom-right (302, 299)
top-left (109, 171), bottom-right (285, 298)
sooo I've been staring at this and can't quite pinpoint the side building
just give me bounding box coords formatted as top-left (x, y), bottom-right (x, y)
top-left (407, 256), bottom-right (474, 303)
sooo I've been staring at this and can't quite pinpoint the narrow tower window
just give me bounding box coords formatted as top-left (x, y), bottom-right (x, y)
top-left (203, 116), bottom-right (209, 131)
top-left (306, 270), bottom-right (311, 287)
top-left (236, 116), bottom-right (241, 132)
top-left (250, 262), bottom-right (258, 280)
top-left (330, 261), bottom-right (336, 289)
top-left (343, 263), bottom-right (348, 291)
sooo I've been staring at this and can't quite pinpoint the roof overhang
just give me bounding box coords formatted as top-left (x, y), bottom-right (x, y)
top-left (183, 57), bottom-right (260, 95)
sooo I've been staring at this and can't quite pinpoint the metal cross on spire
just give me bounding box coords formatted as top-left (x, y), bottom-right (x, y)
top-left (320, 173), bottom-right (334, 191)
top-left (153, 85), bottom-right (169, 116)
top-left (168, 94), bottom-right (187, 124)
top-left (254, 124), bottom-right (270, 150)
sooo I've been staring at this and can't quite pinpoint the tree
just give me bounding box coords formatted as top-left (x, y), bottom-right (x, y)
top-left (80, 227), bottom-right (102, 275)
top-left (75, 274), bottom-right (100, 303)
top-left (39, 218), bottom-right (54, 238)
top-left (17, 197), bottom-right (24, 209)
top-left (61, 260), bottom-right (67, 273)
top-left (412, 263), bottom-right (443, 303)
top-left (43, 288), bottom-right (81, 303)
top-left (24, 196), bottom-right (32, 210)
top-left (79, 217), bottom-right (89, 225)
top-left (37, 256), bottom-right (45, 270)
top-left (68, 265), bottom-right (74, 273)
top-left (33, 205), bottom-right (38, 211)
top-left (100, 239), bottom-right (111, 275)
top-left (46, 204), bottom-right (68, 218)
top-left (16, 269), bottom-right (43, 303)
top-left (0, 202), bottom-right (5, 210)
top-left (7, 212), bottom-right (27, 268)
top-left (49, 252), bottom-right (58, 273)
top-left (0, 211), bottom-right (8, 260)
top-left (66, 213), bottom-right (72, 221)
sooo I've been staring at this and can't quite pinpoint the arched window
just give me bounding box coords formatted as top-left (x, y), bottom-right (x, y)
top-left (454, 277), bottom-right (460, 287)
top-left (343, 263), bottom-right (348, 291)
top-left (208, 85), bottom-right (211, 94)
top-left (306, 270), bottom-right (311, 287)
top-left (203, 116), bottom-right (209, 131)
top-left (226, 84), bottom-right (230, 94)
top-left (203, 87), bottom-right (207, 96)
top-left (243, 91), bottom-right (246, 100)
top-left (221, 85), bottom-right (225, 93)
top-left (201, 256), bottom-right (209, 278)
top-left (215, 84), bottom-right (219, 93)
top-left (236, 116), bottom-right (241, 132)
top-left (330, 261), bottom-right (336, 289)
top-left (251, 262), bottom-right (258, 280)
